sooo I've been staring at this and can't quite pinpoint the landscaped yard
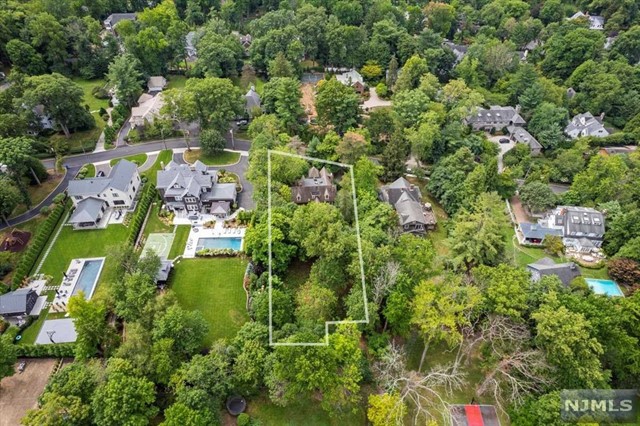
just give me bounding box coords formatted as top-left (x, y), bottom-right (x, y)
top-left (110, 153), bottom-right (148, 167)
top-left (170, 257), bottom-right (249, 345)
top-left (183, 149), bottom-right (241, 166)
top-left (143, 150), bottom-right (173, 185)
top-left (83, 163), bottom-right (96, 178)
top-left (168, 225), bottom-right (189, 259)
top-left (143, 203), bottom-right (173, 237)
top-left (246, 395), bottom-right (366, 426)
top-left (166, 74), bottom-right (187, 90)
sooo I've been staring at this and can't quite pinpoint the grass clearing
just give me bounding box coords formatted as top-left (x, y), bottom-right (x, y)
top-left (283, 259), bottom-right (311, 288)
top-left (83, 163), bottom-right (96, 178)
top-left (143, 203), bottom-right (173, 237)
top-left (183, 149), bottom-right (241, 166)
top-left (247, 394), bottom-right (366, 425)
top-left (143, 150), bottom-right (173, 186)
top-left (170, 257), bottom-right (248, 345)
top-left (168, 225), bottom-right (189, 259)
top-left (110, 153), bottom-right (148, 167)
top-left (166, 75), bottom-right (187, 90)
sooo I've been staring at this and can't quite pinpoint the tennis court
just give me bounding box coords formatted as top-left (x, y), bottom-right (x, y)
top-left (141, 233), bottom-right (175, 260)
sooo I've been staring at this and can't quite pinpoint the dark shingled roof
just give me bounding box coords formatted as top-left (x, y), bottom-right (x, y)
top-left (0, 288), bottom-right (36, 315)
top-left (527, 257), bottom-right (581, 286)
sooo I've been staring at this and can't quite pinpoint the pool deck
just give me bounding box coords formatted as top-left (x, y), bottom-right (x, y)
top-left (183, 222), bottom-right (245, 258)
top-left (49, 257), bottom-right (105, 313)
top-left (585, 278), bottom-right (624, 297)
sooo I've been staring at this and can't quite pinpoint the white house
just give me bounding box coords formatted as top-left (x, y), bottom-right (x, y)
top-left (67, 160), bottom-right (140, 228)
top-left (568, 11), bottom-right (605, 30)
top-left (565, 112), bottom-right (610, 139)
top-left (130, 93), bottom-right (165, 128)
top-left (103, 13), bottom-right (137, 32)
top-left (147, 76), bottom-right (167, 92)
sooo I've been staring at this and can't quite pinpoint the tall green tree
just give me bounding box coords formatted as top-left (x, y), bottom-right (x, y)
top-left (262, 77), bottom-right (304, 133)
top-left (68, 294), bottom-right (117, 360)
top-left (0, 177), bottom-right (22, 224)
top-left (315, 78), bottom-right (360, 133)
top-left (107, 54), bottom-right (144, 108)
top-left (0, 334), bottom-right (17, 386)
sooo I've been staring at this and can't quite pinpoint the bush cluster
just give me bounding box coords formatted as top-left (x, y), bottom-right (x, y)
top-left (195, 248), bottom-right (240, 257)
top-left (12, 201), bottom-right (67, 289)
top-left (16, 343), bottom-right (76, 357)
top-left (127, 184), bottom-right (156, 247)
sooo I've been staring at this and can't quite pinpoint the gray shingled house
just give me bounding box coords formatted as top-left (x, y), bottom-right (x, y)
top-left (291, 167), bottom-right (337, 204)
top-left (527, 257), bottom-right (581, 286)
top-left (157, 161), bottom-right (237, 217)
top-left (0, 288), bottom-right (41, 319)
top-left (245, 86), bottom-right (261, 115)
top-left (379, 177), bottom-right (437, 235)
top-left (565, 112), bottom-right (610, 139)
top-left (507, 125), bottom-right (543, 156)
top-left (103, 13), bottom-right (137, 32)
top-left (465, 105), bottom-right (526, 131)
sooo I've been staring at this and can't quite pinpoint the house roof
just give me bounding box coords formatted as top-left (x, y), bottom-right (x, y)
top-left (554, 206), bottom-right (605, 237)
top-left (205, 183), bottom-right (237, 201)
top-left (507, 126), bottom-right (543, 150)
top-left (104, 13), bottom-right (136, 26)
top-left (245, 86), bottom-right (261, 110)
top-left (565, 112), bottom-right (609, 138)
top-left (68, 159), bottom-right (137, 197)
top-left (131, 93), bottom-right (165, 122)
top-left (380, 177), bottom-right (422, 205)
top-left (519, 222), bottom-right (563, 240)
top-left (147, 76), bottom-right (167, 90)
top-left (210, 201), bottom-right (231, 215)
top-left (0, 288), bottom-right (36, 315)
top-left (156, 260), bottom-right (173, 282)
top-left (291, 167), bottom-right (337, 203)
top-left (336, 70), bottom-right (364, 86)
top-left (450, 405), bottom-right (500, 426)
top-left (527, 257), bottom-right (581, 286)
top-left (109, 159), bottom-right (138, 192)
top-left (467, 106), bottom-right (526, 126)
top-left (193, 160), bottom-right (208, 173)
top-left (157, 163), bottom-right (216, 197)
top-left (69, 198), bottom-right (106, 224)
top-left (380, 177), bottom-right (436, 227)
top-left (395, 192), bottom-right (432, 226)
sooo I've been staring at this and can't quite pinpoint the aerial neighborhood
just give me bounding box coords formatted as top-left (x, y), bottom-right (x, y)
top-left (0, 0), bottom-right (639, 425)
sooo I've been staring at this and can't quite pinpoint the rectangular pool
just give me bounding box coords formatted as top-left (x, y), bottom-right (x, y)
top-left (197, 237), bottom-right (243, 251)
top-left (72, 259), bottom-right (105, 300)
top-left (585, 278), bottom-right (624, 297)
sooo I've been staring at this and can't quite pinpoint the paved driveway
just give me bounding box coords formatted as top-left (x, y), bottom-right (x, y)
top-left (487, 134), bottom-right (515, 172)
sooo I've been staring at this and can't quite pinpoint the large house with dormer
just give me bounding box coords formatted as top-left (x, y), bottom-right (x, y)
top-left (379, 177), bottom-right (437, 235)
top-left (565, 112), bottom-right (610, 139)
top-left (466, 105), bottom-right (526, 131)
top-left (291, 167), bottom-right (337, 204)
top-left (67, 160), bottom-right (140, 228)
top-left (157, 161), bottom-right (237, 217)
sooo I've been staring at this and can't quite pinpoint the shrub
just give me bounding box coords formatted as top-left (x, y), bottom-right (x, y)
top-left (39, 206), bottom-right (50, 216)
top-left (237, 413), bottom-right (250, 426)
top-left (127, 183), bottom-right (156, 247)
top-left (15, 343), bottom-right (76, 357)
top-left (608, 258), bottom-right (640, 288)
top-left (53, 193), bottom-right (66, 204)
top-left (375, 82), bottom-right (388, 98)
top-left (91, 86), bottom-right (110, 99)
top-left (195, 248), bottom-right (239, 257)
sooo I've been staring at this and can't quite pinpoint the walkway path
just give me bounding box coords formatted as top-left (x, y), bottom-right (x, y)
top-left (93, 107), bottom-right (113, 153)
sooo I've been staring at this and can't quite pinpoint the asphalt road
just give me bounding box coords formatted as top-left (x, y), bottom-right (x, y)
top-left (2, 135), bottom-right (252, 230)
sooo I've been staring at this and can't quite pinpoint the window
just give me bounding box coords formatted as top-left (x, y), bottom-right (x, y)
top-left (114, 200), bottom-right (125, 205)
top-left (74, 196), bottom-right (82, 200)
top-left (175, 196), bottom-right (182, 201)
top-left (112, 192), bottom-right (119, 197)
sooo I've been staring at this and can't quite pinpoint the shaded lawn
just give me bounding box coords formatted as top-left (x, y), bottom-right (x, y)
top-left (246, 394), bottom-right (366, 426)
top-left (168, 225), bottom-right (189, 259)
top-left (143, 150), bottom-right (173, 186)
top-left (166, 75), bottom-right (187, 90)
top-left (170, 257), bottom-right (248, 345)
top-left (72, 78), bottom-right (109, 112)
top-left (183, 149), bottom-right (240, 166)
top-left (110, 153), bottom-right (148, 167)
top-left (10, 172), bottom-right (64, 218)
top-left (48, 126), bottom-right (103, 155)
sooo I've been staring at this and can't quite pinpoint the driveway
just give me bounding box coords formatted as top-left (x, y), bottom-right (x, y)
top-left (487, 134), bottom-right (515, 172)
top-left (362, 87), bottom-right (392, 111)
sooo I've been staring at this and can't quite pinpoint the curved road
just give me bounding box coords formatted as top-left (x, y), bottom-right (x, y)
top-left (1, 135), bottom-right (252, 230)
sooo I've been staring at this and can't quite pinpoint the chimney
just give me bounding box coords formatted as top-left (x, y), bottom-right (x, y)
top-left (515, 104), bottom-right (521, 114)
top-left (600, 112), bottom-right (605, 121)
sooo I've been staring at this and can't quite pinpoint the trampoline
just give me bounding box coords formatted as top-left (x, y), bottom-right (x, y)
top-left (226, 396), bottom-right (247, 416)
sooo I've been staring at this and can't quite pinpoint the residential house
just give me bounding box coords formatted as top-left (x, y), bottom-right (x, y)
top-left (521, 206), bottom-right (606, 252)
top-left (155, 260), bottom-right (173, 286)
top-left (157, 161), bottom-right (237, 217)
top-left (130, 93), bottom-right (165, 128)
top-left (450, 405), bottom-right (500, 426)
top-left (379, 177), bottom-right (437, 235)
top-left (569, 11), bottom-right (605, 30)
top-left (103, 13), bottom-right (137, 32)
top-left (566, 87), bottom-right (577, 99)
top-left (466, 105), bottom-right (526, 131)
top-left (232, 32), bottom-right (252, 50)
top-left (507, 125), bottom-right (543, 155)
top-left (0, 288), bottom-right (46, 320)
top-left (67, 160), bottom-right (140, 228)
top-left (147, 76), bottom-right (167, 93)
top-left (186, 31), bottom-right (198, 60)
top-left (442, 40), bottom-right (468, 64)
top-left (335, 70), bottom-right (365, 94)
top-left (527, 257), bottom-right (581, 286)
top-left (565, 112), bottom-right (610, 139)
top-left (291, 167), bottom-right (337, 204)
top-left (26, 104), bottom-right (55, 136)
top-left (245, 86), bottom-right (261, 115)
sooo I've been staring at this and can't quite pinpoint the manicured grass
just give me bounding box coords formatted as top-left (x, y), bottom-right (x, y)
top-left (110, 153), bottom-right (148, 167)
top-left (170, 257), bottom-right (249, 345)
top-left (166, 75), bottom-right (187, 90)
top-left (143, 203), bottom-right (173, 237)
top-left (10, 173), bottom-right (64, 218)
top-left (72, 78), bottom-right (109, 113)
top-left (83, 163), bottom-right (96, 178)
top-left (247, 394), bottom-right (366, 426)
top-left (37, 224), bottom-right (130, 302)
top-left (183, 149), bottom-right (241, 166)
top-left (168, 225), bottom-right (189, 259)
top-left (143, 150), bottom-right (173, 186)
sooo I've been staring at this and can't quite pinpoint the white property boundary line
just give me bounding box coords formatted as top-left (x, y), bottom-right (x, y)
top-left (267, 150), bottom-right (369, 346)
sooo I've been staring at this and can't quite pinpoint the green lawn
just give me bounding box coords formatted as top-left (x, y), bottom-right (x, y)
top-left (143, 203), bottom-right (173, 237)
top-left (72, 78), bottom-right (110, 113)
top-left (110, 153), bottom-right (148, 167)
top-left (183, 149), bottom-right (241, 166)
top-left (247, 395), bottom-right (366, 426)
top-left (168, 225), bottom-right (189, 259)
top-left (143, 150), bottom-right (173, 185)
top-left (83, 163), bottom-right (96, 178)
top-left (166, 75), bottom-right (187, 90)
top-left (170, 257), bottom-right (248, 345)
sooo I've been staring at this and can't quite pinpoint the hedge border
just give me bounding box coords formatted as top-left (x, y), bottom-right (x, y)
top-left (127, 183), bottom-right (156, 247)
top-left (16, 343), bottom-right (76, 358)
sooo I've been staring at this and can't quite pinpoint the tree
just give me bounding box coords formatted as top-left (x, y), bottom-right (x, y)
top-left (394, 55), bottom-right (428, 92)
top-left (367, 393), bottom-right (407, 426)
top-left (199, 129), bottom-right (226, 156)
top-left (268, 52), bottom-right (295, 78)
top-left (543, 235), bottom-right (564, 257)
top-left (6, 39), bottom-right (46, 75)
top-left (262, 77), bottom-right (303, 132)
top-left (91, 358), bottom-right (158, 426)
top-left (423, 2), bottom-right (455, 37)
top-left (0, 334), bottom-right (17, 386)
top-left (568, 155), bottom-right (629, 205)
top-left (608, 258), bottom-right (640, 289)
top-left (473, 264), bottom-right (529, 319)
top-left (107, 54), bottom-right (144, 108)
top-left (411, 276), bottom-right (481, 370)
top-left (0, 178), bottom-right (21, 224)
top-left (111, 270), bottom-right (158, 323)
top-left (381, 129), bottom-right (408, 182)
top-left (152, 304), bottom-right (208, 357)
top-left (519, 181), bottom-right (556, 214)
top-left (290, 202), bottom-right (349, 260)
top-left (540, 28), bottom-right (604, 80)
top-left (386, 56), bottom-right (399, 88)
top-left (172, 348), bottom-right (232, 409)
top-left (0, 137), bottom-right (44, 192)
top-left (295, 283), bottom-right (338, 327)
top-left (68, 294), bottom-right (116, 360)
top-left (161, 402), bottom-right (216, 426)
top-left (610, 25), bottom-right (640, 65)
top-left (191, 25), bottom-right (243, 78)
top-left (22, 73), bottom-right (94, 137)
top-left (42, 361), bottom-right (99, 404)
top-left (360, 61), bottom-right (383, 81)
top-left (23, 393), bottom-right (91, 426)
top-left (393, 89), bottom-right (430, 128)
top-left (527, 103), bottom-right (567, 149)
top-left (244, 221), bottom-right (296, 273)
top-left (448, 192), bottom-right (507, 271)
top-left (251, 286), bottom-right (294, 328)
top-left (336, 131), bottom-right (369, 164)
top-left (315, 78), bottom-right (360, 133)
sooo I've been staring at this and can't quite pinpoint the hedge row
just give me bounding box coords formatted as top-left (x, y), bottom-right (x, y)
top-left (585, 132), bottom-right (638, 147)
top-left (16, 343), bottom-right (76, 358)
top-left (196, 248), bottom-right (241, 257)
top-left (127, 183), bottom-right (156, 247)
top-left (12, 202), bottom-right (67, 289)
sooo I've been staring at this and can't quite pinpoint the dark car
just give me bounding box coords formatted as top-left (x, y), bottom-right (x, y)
top-left (499, 138), bottom-right (510, 144)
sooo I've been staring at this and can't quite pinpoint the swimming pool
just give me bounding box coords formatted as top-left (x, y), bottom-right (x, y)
top-left (585, 278), bottom-right (624, 297)
top-left (72, 259), bottom-right (105, 300)
top-left (197, 237), bottom-right (243, 251)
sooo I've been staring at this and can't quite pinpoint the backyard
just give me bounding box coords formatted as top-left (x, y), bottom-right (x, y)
top-left (170, 257), bottom-right (249, 345)
top-left (183, 149), bottom-right (241, 166)
top-left (246, 395), bottom-right (366, 426)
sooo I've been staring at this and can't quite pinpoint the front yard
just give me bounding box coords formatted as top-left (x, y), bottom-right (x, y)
top-left (142, 150), bottom-right (173, 185)
top-left (170, 257), bottom-right (249, 345)
top-left (110, 153), bottom-right (148, 167)
top-left (183, 149), bottom-right (241, 166)
top-left (10, 172), bottom-right (65, 218)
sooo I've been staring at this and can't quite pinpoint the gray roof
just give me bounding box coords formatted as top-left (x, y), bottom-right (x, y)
top-left (210, 201), bottom-right (231, 215)
top-left (0, 288), bottom-right (36, 315)
top-left (156, 260), bottom-right (173, 282)
top-left (205, 183), bottom-right (237, 202)
top-left (109, 160), bottom-right (138, 191)
top-left (104, 13), bottom-right (136, 26)
top-left (380, 177), bottom-right (422, 205)
top-left (553, 206), bottom-right (605, 238)
top-left (519, 222), bottom-right (563, 240)
top-left (507, 126), bottom-right (543, 150)
top-left (396, 192), bottom-right (431, 226)
top-left (380, 177), bottom-right (436, 226)
top-left (565, 113), bottom-right (609, 138)
top-left (157, 163), bottom-right (215, 196)
top-left (69, 198), bottom-right (105, 224)
top-left (442, 40), bottom-right (468, 63)
top-left (527, 257), bottom-right (581, 286)
top-left (467, 106), bottom-right (526, 126)
top-left (245, 86), bottom-right (261, 110)
top-left (68, 159), bottom-right (137, 197)
top-left (291, 167), bottom-right (336, 203)
top-left (147, 76), bottom-right (167, 90)
top-left (193, 160), bottom-right (208, 173)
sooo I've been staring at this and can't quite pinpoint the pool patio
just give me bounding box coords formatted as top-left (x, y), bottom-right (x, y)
top-left (49, 257), bottom-right (105, 313)
top-left (183, 221), bottom-right (245, 258)
top-left (585, 278), bottom-right (624, 297)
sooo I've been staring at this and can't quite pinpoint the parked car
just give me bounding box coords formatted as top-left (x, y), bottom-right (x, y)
top-left (18, 361), bottom-right (26, 373)
top-left (499, 138), bottom-right (510, 144)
